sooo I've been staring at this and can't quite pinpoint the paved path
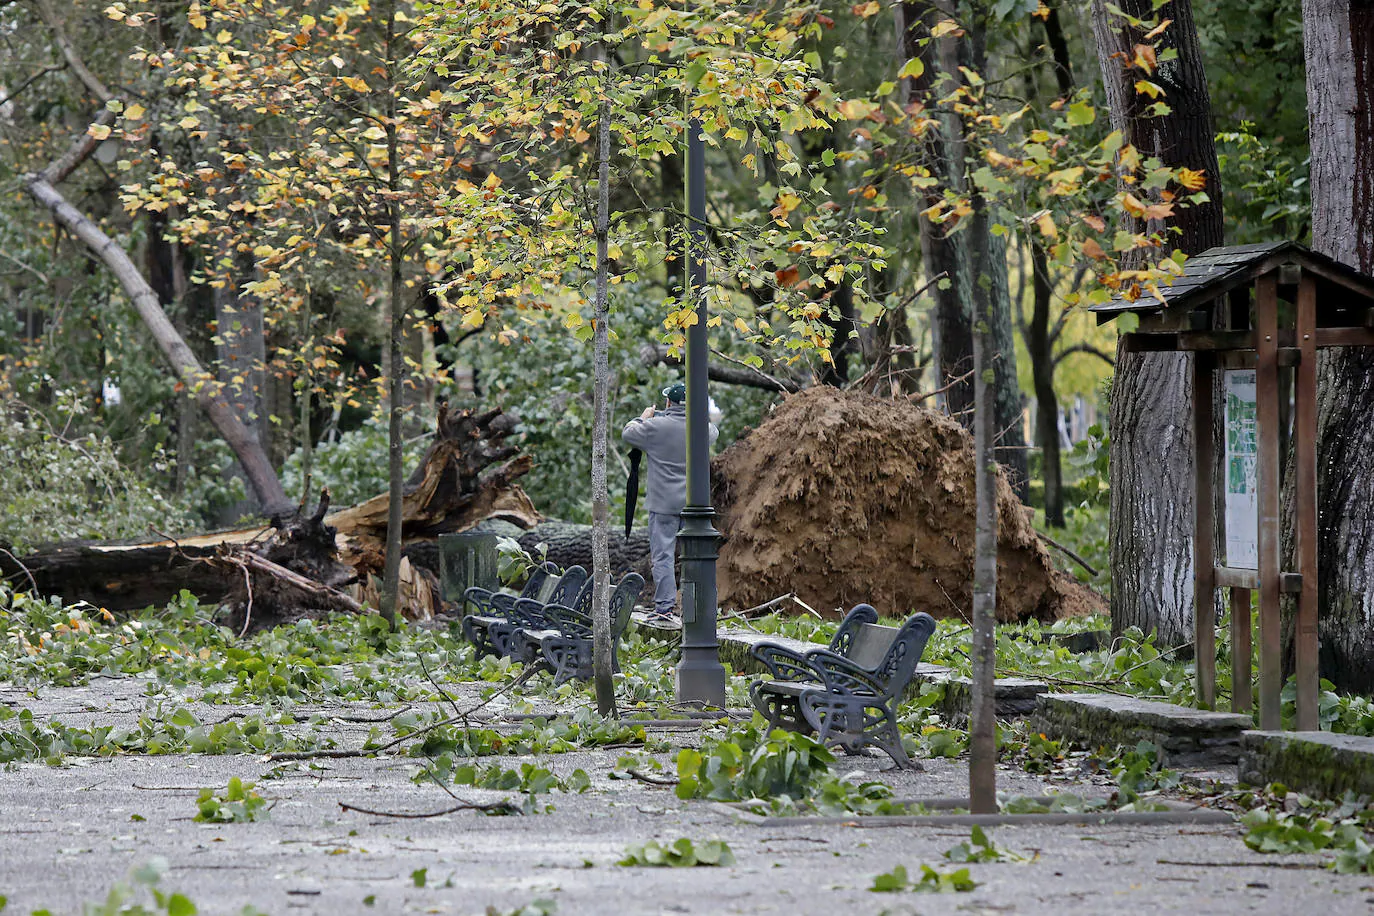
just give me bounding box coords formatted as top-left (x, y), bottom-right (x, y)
top-left (0, 684), bottom-right (1365, 915)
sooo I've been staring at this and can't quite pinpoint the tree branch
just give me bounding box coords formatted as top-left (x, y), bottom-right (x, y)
top-left (1053, 343), bottom-right (1116, 369)
top-left (639, 343), bottom-right (801, 393)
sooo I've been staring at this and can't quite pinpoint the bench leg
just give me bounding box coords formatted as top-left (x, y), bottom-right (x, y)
top-left (867, 705), bottom-right (917, 770)
top-left (541, 636), bottom-right (589, 684)
top-left (750, 683), bottom-right (808, 733)
top-left (800, 694), bottom-right (917, 770)
top-left (461, 617), bottom-right (498, 660)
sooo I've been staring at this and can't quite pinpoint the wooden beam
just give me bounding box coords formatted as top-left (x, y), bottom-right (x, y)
top-left (1123, 327), bottom-right (1374, 353)
top-left (1193, 351), bottom-right (1217, 710)
top-left (1294, 273), bottom-right (1320, 730)
top-left (1315, 327), bottom-right (1374, 347)
top-left (1231, 587), bottom-right (1252, 714)
top-left (1214, 566), bottom-right (1259, 589)
top-left (1255, 274), bottom-right (1283, 730)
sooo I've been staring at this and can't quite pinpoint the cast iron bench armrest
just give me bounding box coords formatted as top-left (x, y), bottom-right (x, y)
top-left (751, 642), bottom-right (825, 684)
top-left (511, 597), bottom-right (568, 629)
top-left (803, 649), bottom-right (891, 698)
top-left (463, 585), bottom-right (505, 615)
top-left (547, 604), bottom-right (593, 639)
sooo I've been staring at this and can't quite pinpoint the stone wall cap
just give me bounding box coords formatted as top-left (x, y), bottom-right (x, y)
top-left (1039, 693), bottom-right (1253, 730)
top-left (1242, 730), bottom-right (1374, 751)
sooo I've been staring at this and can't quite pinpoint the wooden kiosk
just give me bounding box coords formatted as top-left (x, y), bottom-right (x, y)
top-left (1091, 241), bottom-right (1374, 731)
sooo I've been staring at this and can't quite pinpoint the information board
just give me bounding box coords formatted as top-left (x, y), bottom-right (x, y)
top-left (1224, 369), bottom-right (1259, 569)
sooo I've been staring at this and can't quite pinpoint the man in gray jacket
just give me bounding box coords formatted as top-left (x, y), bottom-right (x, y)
top-left (622, 381), bottom-right (718, 620)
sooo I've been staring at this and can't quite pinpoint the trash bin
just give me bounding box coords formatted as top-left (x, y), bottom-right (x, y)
top-left (437, 531), bottom-right (501, 602)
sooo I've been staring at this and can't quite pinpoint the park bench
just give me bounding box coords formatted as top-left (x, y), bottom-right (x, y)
top-left (461, 565), bottom-right (588, 660)
top-left (461, 561), bottom-right (557, 617)
top-left (517, 572), bottom-right (645, 684)
top-left (749, 604), bottom-right (937, 769)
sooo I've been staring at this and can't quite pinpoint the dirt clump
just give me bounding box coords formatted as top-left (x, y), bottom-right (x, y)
top-left (711, 386), bottom-right (1097, 622)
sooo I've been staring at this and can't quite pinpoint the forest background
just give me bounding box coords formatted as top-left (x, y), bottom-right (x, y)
top-left (0, 0), bottom-right (1311, 618)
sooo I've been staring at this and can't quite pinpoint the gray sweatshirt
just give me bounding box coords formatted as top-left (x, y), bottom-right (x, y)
top-left (621, 405), bottom-right (718, 515)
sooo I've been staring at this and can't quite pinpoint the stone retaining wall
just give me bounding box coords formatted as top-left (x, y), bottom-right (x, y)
top-left (1033, 693), bottom-right (1251, 766)
top-left (1238, 731), bottom-right (1374, 799)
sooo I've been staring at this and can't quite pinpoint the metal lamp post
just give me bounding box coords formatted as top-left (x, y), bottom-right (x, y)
top-left (675, 116), bottom-right (727, 708)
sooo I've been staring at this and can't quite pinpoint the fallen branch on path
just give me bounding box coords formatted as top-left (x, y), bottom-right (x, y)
top-left (339, 799), bottom-right (521, 818)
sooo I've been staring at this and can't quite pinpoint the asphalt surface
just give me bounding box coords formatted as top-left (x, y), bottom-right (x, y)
top-left (1, 679), bottom-right (1368, 916)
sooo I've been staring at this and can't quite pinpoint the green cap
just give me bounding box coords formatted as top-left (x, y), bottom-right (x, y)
top-left (662, 382), bottom-right (686, 403)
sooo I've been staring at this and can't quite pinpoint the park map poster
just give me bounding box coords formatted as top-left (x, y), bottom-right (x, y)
top-left (1225, 370), bottom-right (1259, 570)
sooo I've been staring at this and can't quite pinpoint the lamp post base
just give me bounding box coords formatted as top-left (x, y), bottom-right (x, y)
top-left (676, 505), bottom-right (727, 709)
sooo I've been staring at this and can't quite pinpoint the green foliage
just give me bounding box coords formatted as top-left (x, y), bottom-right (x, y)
top-left (419, 759), bottom-right (590, 799)
top-left (944, 826), bottom-right (1029, 863)
top-left (1108, 741), bottom-right (1179, 803)
top-left (194, 777), bottom-right (269, 823)
top-left (674, 721), bottom-right (835, 802)
top-left (869, 864), bottom-right (978, 893)
top-left (27, 857), bottom-right (265, 916)
top-left (1215, 123), bottom-right (1310, 243)
top-left (455, 295), bottom-right (776, 523)
top-left (0, 704), bottom-right (330, 765)
top-left (495, 537), bottom-right (550, 588)
top-left (1020, 731), bottom-right (1065, 774)
top-left (0, 390), bottom-right (195, 551)
top-left (618, 838), bottom-right (735, 868)
top-left (485, 902), bottom-right (557, 916)
top-left (281, 417), bottom-right (430, 508)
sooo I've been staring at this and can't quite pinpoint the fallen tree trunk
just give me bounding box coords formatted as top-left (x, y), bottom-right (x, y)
top-left (0, 404), bottom-right (539, 630)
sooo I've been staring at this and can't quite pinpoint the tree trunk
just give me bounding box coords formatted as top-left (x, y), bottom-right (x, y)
top-left (968, 195), bottom-right (998, 815)
top-left (590, 70), bottom-right (616, 716)
top-left (1301, 0), bottom-right (1374, 693)
top-left (1091, 0), bottom-right (1224, 644)
top-left (1029, 245), bottom-right (1064, 526)
top-left (379, 0), bottom-right (403, 629)
top-left (1029, 0), bottom-right (1075, 527)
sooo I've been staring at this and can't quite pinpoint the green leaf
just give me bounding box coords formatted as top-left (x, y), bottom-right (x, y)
top-left (1067, 101), bottom-right (1096, 126)
top-left (898, 57), bottom-right (925, 80)
top-left (411, 868), bottom-right (428, 888)
top-left (167, 893), bottom-right (198, 916)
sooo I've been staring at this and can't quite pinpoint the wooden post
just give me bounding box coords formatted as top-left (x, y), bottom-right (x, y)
top-left (1255, 274), bottom-right (1283, 730)
top-left (1193, 351), bottom-right (1217, 709)
top-left (1231, 587), bottom-right (1252, 713)
top-left (1294, 273), bottom-right (1320, 730)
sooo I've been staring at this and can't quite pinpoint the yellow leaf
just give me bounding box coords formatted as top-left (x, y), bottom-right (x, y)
top-left (851, 0), bottom-right (880, 17)
top-left (1035, 211), bottom-right (1058, 239)
top-left (361, 125), bottom-right (386, 140)
top-left (178, 115), bottom-right (200, 129)
top-left (1175, 167), bottom-right (1207, 191)
top-left (340, 76), bottom-right (369, 93)
top-left (930, 19), bottom-right (962, 38)
top-left (734, 317), bottom-right (750, 334)
top-left (216, 29), bottom-right (232, 43)
top-left (124, 103), bottom-right (146, 120)
top-left (104, 4), bottom-right (125, 21)
top-left (825, 263), bottom-right (845, 283)
top-left (87, 123), bottom-right (112, 141)
top-left (1120, 192), bottom-right (1148, 218)
top-left (299, 14), bottom-right (316, 31)
top-left (188, 9), bottom-right (206, 29)
top-left (836, 99), bottom-right (878, 121)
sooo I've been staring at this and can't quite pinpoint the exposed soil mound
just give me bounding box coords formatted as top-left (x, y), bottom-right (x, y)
top-left (711, 387), bottom-right (1096, 622)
